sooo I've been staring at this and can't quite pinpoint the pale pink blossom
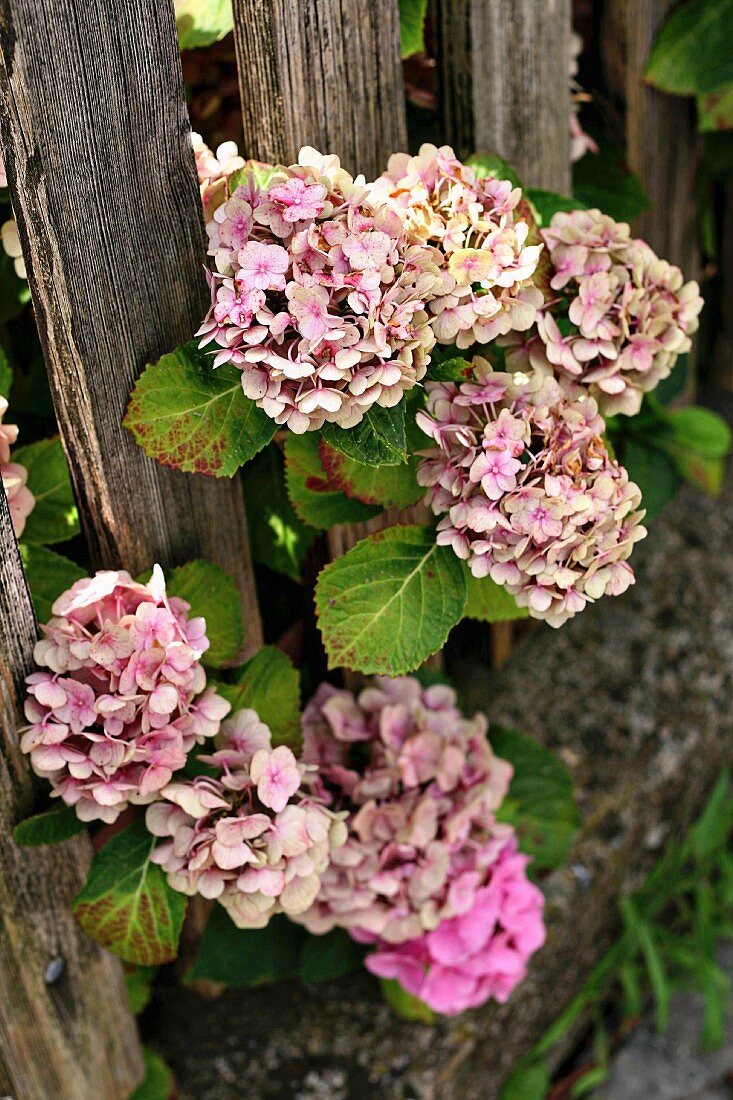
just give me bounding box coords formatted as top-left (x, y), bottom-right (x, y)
top-left (364, 836), bottom-right (545, 1015)
top-left (417, 359), bottom-right (647, 627)
top-left (21, 566), bottom-right (228, 823)
top-left (0, 396), bottom-right (34, 537)
top-left (294, 677), bottom-right (514, 944)
top-left (147, 712), bottom-right (347, 928)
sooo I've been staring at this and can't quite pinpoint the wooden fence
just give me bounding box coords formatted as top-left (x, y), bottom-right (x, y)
top-left (0, 0), bottom-right (700, 1096)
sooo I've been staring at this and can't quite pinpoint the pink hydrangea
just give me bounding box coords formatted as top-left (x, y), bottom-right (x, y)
top-left (417, 359), bottom-right (647, 627)
top-left (196, 145), bottom-right (442, 433)
top-left (146, 709), bottom-right (348, 928)
top-left (365, 836), bottom-right (545, 1015)
top-left (371, 143), bottom-right (543, 349)
top-left (191, 132), bottom-right (247, 223)
top-left (21, 566), bottom-right (229, 823)
top-left (294, 677), bottom-right (514, 944)
top-left (568, 33), bottom-right (598, 163)
top-left (521, 208), bottom-right (704, 416)
top-left (0, 395), bottom-right (34, 537)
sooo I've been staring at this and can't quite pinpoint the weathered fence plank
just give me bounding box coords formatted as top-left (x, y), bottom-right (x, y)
top-left (0, 492), bottom-right (143, 1100)
top-left (232, 0), bottom-right (406, 180)
top-left (437, 0), bottom-right (572, 193)
top-left (0, 0), bottom-right (263, 655)
top-left (619, 0), bottom-right (699, 275)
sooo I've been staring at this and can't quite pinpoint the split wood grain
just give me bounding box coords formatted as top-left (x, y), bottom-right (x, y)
top-left (0, 0), bottom-right (262, 656)
top-left (232, 0), bottom-right (406, 180)
top-left (0, 492), bottom-right (143, 1100)
top-left (437, 0), bottom-right (572, 193)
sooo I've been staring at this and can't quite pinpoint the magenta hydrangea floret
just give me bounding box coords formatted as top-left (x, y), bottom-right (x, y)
top-left (196, 145), bottom-right (442, 433)
top-left (511, 208), bottom-right (704, 416)
top-left (294, 676), bottom-right (515, 944)
top-left (21, 566), bottom-right (229, 823)
top-left (371, 143), bottom-right (543, 349)
top-left (364, 835), bottom-right (545, 1015)
top-left (146, 708), bottom-right (348, 928)
top-left (0, 395), bottom-right (34, 537)
top-left (417, 359), bottom-right (647, 626)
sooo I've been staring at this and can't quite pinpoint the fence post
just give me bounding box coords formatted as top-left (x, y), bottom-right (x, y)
top-left (437, 0), bottom-right (572, 193)
top-left (230, 0), bottom-right (429, 580)
top-left (231, 0), bottom-right (406, 180)
top-left (620, 0), bottom-right (699, 275)
top-left (0, 0), bottom-right (262, 655)
top-left (0, 492), bottom-right (143, 1100)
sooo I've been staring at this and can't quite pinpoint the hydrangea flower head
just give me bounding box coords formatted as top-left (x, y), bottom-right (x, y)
top-left (146, 709), bottom-right (347, 929)
top-left (365, 836), bottom-right (545, 1015)
top-left (371, 143), bottom-right (543, 348)
top-left (196, 144), bottom-right (442, 433)
top-left (525, 208), bottom-right (703, 415)
top-left (417, 360), bottom-right (647, 626)
top-left (295, 677), bottom-right (514, 944)
top-left (21, 566), bottom-right (229, 822)
top-left (0, 395), bottom-right (34, 537)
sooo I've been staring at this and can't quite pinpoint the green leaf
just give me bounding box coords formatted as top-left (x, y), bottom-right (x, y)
top-left (573, 138), bottom-right (650, 222)
top-left (398, 0), bottom-right (427, 57)
top-left (621, 899), bottom-right (670, 1032)
top-left (299, 929), bottom-right (365, 983)
top-left (125, 966), bottom-right (158, 1016)
top-left (425, 355), bottom-right (474, 383)
top-left (380, 978), bottom-right (436, 1023)
top-left (623, 441), bottom-right (680, 521)
top-left (689, 771), bottom-right (733, 860)
top-left (655, 356), bottom-right (689, 405)
top-left (0, 343), bottom-right (12, 398)
top-left (124, 340), bottom-right (276, 477)
top-left (72, 821), bottom-right (187, 966)
top-left (664, 406), bottom-right (732, 458)
top-left (527, 188), bottom-right (582, 225)
top-left (645, 0), bottom-right (733, 97)
top-left (18, 544), bottom-right (85, 622)
top-left (467, 152), bottom-right (523, 189)
top-left (129, 1048), bottom-right (174, 1100)
top-left (212, 645), bottom-right (301, 749)
top-left (500, 1062), bottom-right (551, 1100)
top-left (315, 524), bottom-right (466, 675)
top-left (321, 402), bottom-right (407, 467)
top-left (242, 443), bottom-right (316, 582)
top-left (284, 433), bottom-right (381, 529)
top-left (490, 728), bottom-right (580, 872)
top-left (13, 803), bottom-right (86, 846)
top-left (463, 565), bottom-right (529, 623)
top-left (318, 439), bottom-right (423, 509)
top-left (698, 84), bottom-right (733, 132)
top-left (186, 906), bottom-right (304, 986)
top-left (175, 0), bottom-right (233, 49)
top-left (167, 559), bottom-right (244, 667)
top-left (12, 437), bottom-right (79, 545)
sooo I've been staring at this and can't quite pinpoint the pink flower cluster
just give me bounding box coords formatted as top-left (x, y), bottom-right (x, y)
top-left (147, 709), bottom-right (347, 928)
top-left (365, 836), bottom-right (545, 1015)
top-left (0, 395), bottom-right (34, 538)
top-left (296, 677), bottom-right (516, 944)
top-left (196, 143), bottom-right (441, 433)
top-left (371, 143), bottom-right (543, 349)
top-left (523, 208), bottom-right (703, 416)
top-left (417, 361), bottom-right (647, 626)
top-left (192, 131), bottom-right (246, 224)
top-left (21, 567), bottom-right (229, 823)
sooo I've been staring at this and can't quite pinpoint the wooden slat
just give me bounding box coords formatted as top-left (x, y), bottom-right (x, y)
top-left (0, 0), bottom-right (262, 656)
top-left (231, 0), bottom-right (418, 576)
top-left (437, 0), bottom-right (572, 193)
top-left (0, 491), bottom-right (143, 1100)
top-left (622, 0), bottom-right (699, 275)
top-left (231, 0), bottom-right (406, 179)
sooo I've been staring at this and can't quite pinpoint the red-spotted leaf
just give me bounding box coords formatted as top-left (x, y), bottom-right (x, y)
top-left (72, 821), bottom-right (187, 965)
top-left (318, 438), bottom-right (423, 509)
top-left (124, 340), bottom-right (275, 477)
top-left (284, 433), bottom-right (380, 529)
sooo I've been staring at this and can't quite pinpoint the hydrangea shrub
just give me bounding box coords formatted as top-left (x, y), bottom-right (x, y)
top-left (13, 132), bottom-right (728, 1023)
